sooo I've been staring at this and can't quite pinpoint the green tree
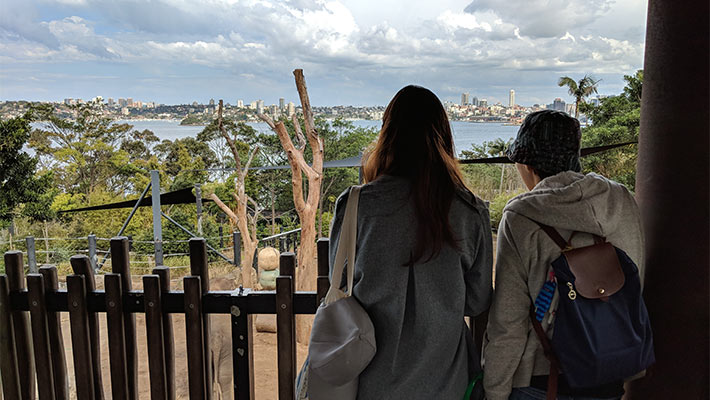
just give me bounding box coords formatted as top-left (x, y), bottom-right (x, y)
top-left (558, 75), bottom-right (601, 118)
top-left (578, 71), bottom-right (643, 190)
top-left (0, 112), bottom-right (53, 223)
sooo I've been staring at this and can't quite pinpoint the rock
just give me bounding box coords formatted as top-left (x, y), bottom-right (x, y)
top-left (258, 247), bottom-right (280, 271)
top-left (259, 269), bottom-right (279, 290)
top-left (255, 314), bottom-right (277, 333)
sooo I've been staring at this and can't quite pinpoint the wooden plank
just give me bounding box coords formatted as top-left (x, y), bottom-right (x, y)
top-left (110, 237), bottom-right (138, 400)
top-left (70, 255), bottom-right (104, 400)
top-left (231, 296), bottom-right (254, 400)
top-left (67, 275), bottom-right (96, 400)
top-left (0, 275), bottom-right (21, 400)
top-left (189, 238), bottom-right (212, 399)
top-left (5, 250), bottom-right (36, 400)
top-left (276, 252), bottom-right (296, 400)
top-left (184, 276), bottom-right (207, 400)
top-left (39, 266), bottom-right (69, 400)
top-left (153, 267), bottom-right (175, 400)
top-left (104, 274), bottom-right (128, 400)
top-left (27, 274), bottom-right (56, 400)
top-left (144, 275), bottom-right (168, 400)
top-left (316, 239), bottom-right (330, 305)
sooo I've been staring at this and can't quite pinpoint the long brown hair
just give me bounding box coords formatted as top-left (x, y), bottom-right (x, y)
top-left (362, 85), bottom-right (466, 265)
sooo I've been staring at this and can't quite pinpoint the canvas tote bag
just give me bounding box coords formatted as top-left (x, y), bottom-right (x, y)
top-left (295, 185), bottom-right (376, 400)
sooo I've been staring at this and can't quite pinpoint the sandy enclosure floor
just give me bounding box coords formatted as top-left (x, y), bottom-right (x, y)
top-left (57, 276), bottom-right (308, 399)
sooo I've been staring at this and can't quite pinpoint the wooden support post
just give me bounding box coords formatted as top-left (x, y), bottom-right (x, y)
top-left (184, 276), bottom-right (207, 400)
top-left (233, 231), bottom-right (241, 266)
top-left (144, 275), bottom-right (168, 400)
top-left (153, 267), bottom-right (175, 400)
top-left (189, 238), bottom-right (212, 399)
top-left (231, 293), bottom-right (254, 400)
top-left (104, 274), bottom-right (129, 400)
top-left (5, 250), bottom-right (36, 400)
top-left (27, 274), bottom-right (57, 400)
top-left (39, 266), bottom-right (68, 400)
top-left (110, 237), bottom-right (138, 400)
top-left (70, 255), bottom-right (104, 400)
top-left (88, 235), bottom-right (97, 271)
top-left (67, 275), bottom-right (96, 400)
top-left (316, 238), bottom-right (330, 305)
top-left (276, 253), bottom-right (296, 400)
top-left (0, 275), bottom-right (21, 400)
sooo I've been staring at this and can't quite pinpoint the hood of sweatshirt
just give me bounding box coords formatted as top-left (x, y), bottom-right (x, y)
top-left (504, 171), bottom-right (635, 237)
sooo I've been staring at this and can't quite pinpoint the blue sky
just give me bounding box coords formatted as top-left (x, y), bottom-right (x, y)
top-left (0, 0), bottom-right (647, 106)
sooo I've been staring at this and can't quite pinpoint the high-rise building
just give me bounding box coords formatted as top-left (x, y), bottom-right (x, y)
top-left (279, 98), bottom-right (285, 110)
top-left (472, 96), bottom-right (479, 107)
top-left (256, 100), bottom-right (264, 114)
top-left (118, 98), bottom-right (127, 107)
top-left (509, 90), bottom-right (515, 108)
top-left (479, 99), bottom-right (488, 107)
top-left (209, 98), bottom-right (215, 106)
top-left (127, 98), bottom-right (133, 107)
top-left (553, 98), bottom-right (566, 111)
top-left (461, 92), bottom-right (470, 106)
top-left (108, 98), bottom-right (114, 106)
top-left (237, 99), bottom-right (244, 108)
top-left (287, 101), bottom-right (295, 117)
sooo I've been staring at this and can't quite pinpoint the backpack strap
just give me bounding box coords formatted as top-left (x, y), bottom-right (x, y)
top-left (529, 308), bottom-right (560, 400)
top-left (533, 221), bottom-right (570, 250)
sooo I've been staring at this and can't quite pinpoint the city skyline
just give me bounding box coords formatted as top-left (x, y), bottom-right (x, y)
top-left (1, 0), bottom-right (647, 106)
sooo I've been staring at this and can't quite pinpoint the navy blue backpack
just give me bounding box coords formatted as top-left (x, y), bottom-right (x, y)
top-left (531, 222), bottom-right (655, 399)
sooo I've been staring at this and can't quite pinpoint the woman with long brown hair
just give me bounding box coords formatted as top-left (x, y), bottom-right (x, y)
top-left (329, 85), bottom-right (493, 398)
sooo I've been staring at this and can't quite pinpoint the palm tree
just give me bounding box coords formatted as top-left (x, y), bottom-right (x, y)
top-left (558, 75), bottom-right (601, 118)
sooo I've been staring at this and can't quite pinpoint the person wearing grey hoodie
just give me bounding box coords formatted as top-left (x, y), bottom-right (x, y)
top-left (483, 110), bottom-right (644, 400)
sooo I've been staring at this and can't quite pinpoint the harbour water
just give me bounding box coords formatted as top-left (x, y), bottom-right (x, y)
top-left (117, 119), bottom-right (520, 156)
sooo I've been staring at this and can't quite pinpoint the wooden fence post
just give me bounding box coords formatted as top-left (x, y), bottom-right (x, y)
top-left (189, 238), bottom-right (212, 399)
top-left (70, 255), bottom-right (104, 400)
top-left (153, 266), bottom-right (175, 400)
top-left (231, 292), bottom-right (254, 400)
top-left (0, 275), bottom-right (21, 400)
top-left (26, 237), bottom-right (37, 273)
top-left (110, 237), bottom-right (138, 400)
top-left (27, 274), bottom-right (57, 400)
top-left (88, 235), bottom-right (97, 271)
top-left (316, 239), bottom-right (329, 305)
top-left (5, 250), bottom-right (36, 400)
top-left (67, 275), bottom-right (96, 400)
top-left (104, 274), bottom-right (129, 400)
top-left (39, 266), bottom-right (69, 400)
top-left (276, 252), bottom-right (296, 400)
top-left (144, 275), bottom-right (168, 400)
top-left (184, 276), bottom-right (207, 399)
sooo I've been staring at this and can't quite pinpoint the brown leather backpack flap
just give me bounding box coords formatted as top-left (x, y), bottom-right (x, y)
top-left (563, 242), bottom-right (625, 299)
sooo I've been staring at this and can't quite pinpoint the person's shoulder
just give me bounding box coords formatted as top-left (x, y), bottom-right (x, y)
top-left (454, 186), bottom-right (489, 216)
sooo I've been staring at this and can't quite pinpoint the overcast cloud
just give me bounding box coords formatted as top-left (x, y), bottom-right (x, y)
top-left (0, 0), bottom-right (647, 106)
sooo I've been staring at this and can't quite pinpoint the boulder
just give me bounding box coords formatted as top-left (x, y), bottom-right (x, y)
top-left (258, 247), bottom-right (280, 271)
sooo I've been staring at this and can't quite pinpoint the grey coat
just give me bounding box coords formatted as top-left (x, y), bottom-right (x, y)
top-left (329, 175), bottom-right (493, 400)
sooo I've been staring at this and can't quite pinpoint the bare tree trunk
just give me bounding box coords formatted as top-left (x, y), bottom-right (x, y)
top-left (259, 69), bottom-right (323, 343)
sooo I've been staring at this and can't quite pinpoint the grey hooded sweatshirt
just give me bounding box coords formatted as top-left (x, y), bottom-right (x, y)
top-left (329, 175), bottom-right (493, 400)
top-left (483, 172), bottom-right (644, 400)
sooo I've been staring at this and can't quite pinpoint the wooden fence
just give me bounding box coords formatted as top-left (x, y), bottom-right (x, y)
top-left (0, 236), bottom-right (331, 400)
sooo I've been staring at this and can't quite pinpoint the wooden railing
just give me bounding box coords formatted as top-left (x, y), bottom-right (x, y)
top-left (0, 236), bottom-right (331, 400)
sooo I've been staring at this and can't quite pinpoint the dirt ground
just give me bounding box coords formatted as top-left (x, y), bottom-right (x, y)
top-left (59, 276), bottom-right (308, 399)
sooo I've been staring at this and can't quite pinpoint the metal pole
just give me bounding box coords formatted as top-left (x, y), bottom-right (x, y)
top-left (151, 170), bottom-right (164, 266)
top-left (88, 234), bottom-right (97, 271)
top-left (195, 184), bottom-right (203, 236)
top-left (219, 224), bottom-right (224, 250)
top-left (233, 231), bottom-right (241, 266)
top-left (26, 236), bottom-right (37, 273)
top-left (97, 180), bottom-right (152, 269)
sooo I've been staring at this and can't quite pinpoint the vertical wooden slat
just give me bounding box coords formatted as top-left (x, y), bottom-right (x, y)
top-left (104, 274), bottom-right (128, 400)
top-left (153, 267), bottom-right (175, 400)
top-left (70, 256), bottom-right (104, 400)
top-left (27, 274), bottom-right (56, 400)
top-left (0, 275), bottom-right (21, 400)
top-left (67, 275), bottom-right (96, 400)
top-left (189, 238), bottom-right (212, 399)
top-left (39, 266), bottom-right (68, 400)
top-left (231, 297), bottom-right (254, 400)
top-left (316, 238), bottom-right (330, 305)
top-left (144, 275), bottom-right (168, 400)
top-left (184, 276), bottom-right (207, 400)
top-left (276, 253), bottom-right (296, 400)
top-left (5, 251), bottom-right (35, 400)
top-left (110, 237), bottom-right (138, 400)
